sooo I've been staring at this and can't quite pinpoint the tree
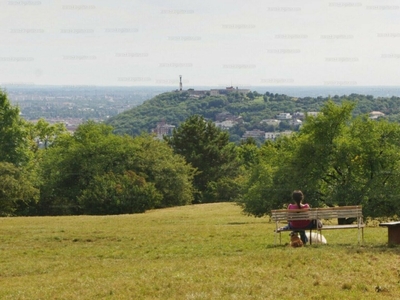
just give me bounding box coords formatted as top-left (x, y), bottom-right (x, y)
top-left (246, 92), bottom-right (255, 100)
top-left (238, 138), bottom-right (259, 167)
top-left (33, 118), bottom-right (67, 150)
top-left (78, 171), bottom-right (162, 215)
top-left (0, 162), bottom-right (39, 215)
top-left (238, 135), bottom-right (296, 216)
top-left (38, 121), bottom-right (194, 215)
top-left (38, 122), bottom-right (120, 214)
top-left (287, 100), bottom-right (357, 203)
top-left (129, 135), bottom-right (195, 208)
top-left (339, 116), bottom-right (400, 217)
top-left (0, 90), bottom-right (40, 215)
top-left (165, 115), bottom-right (240, 203)
top-left (240, 100), bottom-right (400, 219)
top-left (0, 90), bottom-right (31, 165)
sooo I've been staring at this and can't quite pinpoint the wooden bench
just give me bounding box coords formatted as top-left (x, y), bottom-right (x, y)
top-left (271, 206), bottom-right (365, 245)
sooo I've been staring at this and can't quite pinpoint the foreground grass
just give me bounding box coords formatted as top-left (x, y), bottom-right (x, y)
top-left (0, 203), bottom-right (399, 299)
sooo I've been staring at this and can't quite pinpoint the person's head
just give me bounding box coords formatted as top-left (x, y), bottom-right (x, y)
top-left (292, 190), bottom-right (304, 208)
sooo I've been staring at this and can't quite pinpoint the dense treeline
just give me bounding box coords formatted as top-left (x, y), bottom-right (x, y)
top-left (2, 88), bottom-right (400, 219)
top-left (238, 101), bottom-right (400, 219)
top-left (106, 90), bottom-right (400, 142)
top-left (36, 123), bottom-right (194, 215)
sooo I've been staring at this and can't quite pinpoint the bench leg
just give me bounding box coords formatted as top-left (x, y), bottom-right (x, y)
top-left (274, 225), bottom-right (282, 246)
top-left (357, 225), bottom-right (364, 246)
top-left (362, 227), bottom-right (364, 245)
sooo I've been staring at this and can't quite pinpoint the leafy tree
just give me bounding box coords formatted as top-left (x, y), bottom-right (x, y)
top-left (238, 136), bottom-right (296, 216)
top-left (289, 101), bottom-right (356, 199)
top-left (246, 92), bottom-right (255, 100)
top-left (293, 102), bottom-right (400, 218)
top-left (0, 162), bottom-right (39, 215)
top-left (165, 115), bottom-right (240, 203)
top-left (78, 171), bottom-right (162, 215)
top-left (0, 90), bottom-right (31, 165)
top-left (0, 90), bottom-right (41, 215)
top-left (34, 118), bottom-right (67, 150)
top-left (339, 117), bottom-right (400, 217)
top-left (38, 121), bottom-right (194, 215)
top-left (42, 122), bottom-right (128, 213)
top-left (129, 135), bottom-right (195, 208)
top-left (24, 119), bottom-right (68, 157)
top-left (238, 138), bottom-right (260, 167)
top-left (240, 100), bottom-right (400, 219)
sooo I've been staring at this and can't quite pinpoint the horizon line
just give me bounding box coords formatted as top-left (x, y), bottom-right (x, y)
top-left (2, 85), bottom-right (400, 88)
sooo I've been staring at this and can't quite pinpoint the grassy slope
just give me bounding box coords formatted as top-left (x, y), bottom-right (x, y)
top-left (0, 203), bottom-right (398, 299)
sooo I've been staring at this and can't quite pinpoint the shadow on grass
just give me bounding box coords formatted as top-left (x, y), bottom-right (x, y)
top-left (346, 243), bottom-right (400, 254)
top-left (266, 242), bottom-right (400, 255)
top-left (227, 221), bottom-right (270, 225)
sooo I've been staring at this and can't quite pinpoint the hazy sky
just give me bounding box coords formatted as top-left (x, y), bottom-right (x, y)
top-left (1, 0), bottom-right (400, 88)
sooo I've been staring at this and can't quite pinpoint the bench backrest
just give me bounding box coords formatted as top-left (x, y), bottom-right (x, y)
top-left (271, 206), bottom-right (363, 222)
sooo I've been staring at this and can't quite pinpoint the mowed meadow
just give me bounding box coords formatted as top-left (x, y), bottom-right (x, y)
top-left (1, 203), bottom-right (399, 299)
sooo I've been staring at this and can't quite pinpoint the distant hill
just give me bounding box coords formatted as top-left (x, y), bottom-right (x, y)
top-left (105, 89), bottom-right (400, 141)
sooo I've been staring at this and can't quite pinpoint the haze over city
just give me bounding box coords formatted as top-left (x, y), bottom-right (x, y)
top-left (1, 0), bottom-right (400, 88)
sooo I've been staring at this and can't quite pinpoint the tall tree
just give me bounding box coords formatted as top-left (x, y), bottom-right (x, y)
top-left (240, 100), bottom-right (400, 218)
top-left (165, 115), bottom-right (240, 203)
top-left (0, 162), bottom-right (39, 215)
top-left (131, 135), bottom-right (194, 208)
top-left (0, 90), bottom-right (31, 165)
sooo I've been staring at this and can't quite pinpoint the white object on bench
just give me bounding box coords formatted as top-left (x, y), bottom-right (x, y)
top-left (271, 206), bottom-right (365, 245)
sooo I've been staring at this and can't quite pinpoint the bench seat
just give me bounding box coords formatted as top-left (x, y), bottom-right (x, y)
top-left (271, 205), bottom-right (364, 245)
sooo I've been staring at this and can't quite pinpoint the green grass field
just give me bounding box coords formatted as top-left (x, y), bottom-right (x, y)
top-left (0, 202), bottom-right (399, 299)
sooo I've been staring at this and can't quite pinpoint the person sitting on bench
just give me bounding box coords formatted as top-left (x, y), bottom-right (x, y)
top-left (278, 190), bottom-right (322, 244)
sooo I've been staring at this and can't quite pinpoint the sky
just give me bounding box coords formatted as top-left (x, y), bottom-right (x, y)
top-left (1, 0), bottom-right (400, 88)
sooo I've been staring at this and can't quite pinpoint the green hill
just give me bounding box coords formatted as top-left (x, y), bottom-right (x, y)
top-left (105, 89), bottom-right (400, 141)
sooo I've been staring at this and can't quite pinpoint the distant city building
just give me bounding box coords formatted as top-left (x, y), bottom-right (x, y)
top-left (265, 132), bottom-right (280, 141)
top-left (215, 120), bottom-right (237, 130)
top-left (292, 112), bottom-right (305, 120)
top-left (265, 130), bottom-right (293, 141)
top-left (290, 119), bottom-right (303, 126)
top-left (152, 120), bottom-right (175, 140)
top-left (260, 119), bottom-right (281, 126)
top-left (187, 89), bottom-right (209, 97)
top-left (215, 112), bottom-right (242, 124)
top-left (242, 129), bottom-right (265, 140)
top-left (215, 112), bottom-right (233, 122)
top-left (214, 110), bottom-right (242, 129)
top-left (210, 86), bottom-right (250, 96)
top-left (276, 112), bottom-right (292, 120)
top-left (180, 86), bottom-right (250, 97)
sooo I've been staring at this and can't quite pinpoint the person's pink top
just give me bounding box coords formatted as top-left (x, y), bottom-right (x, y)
top-left (288, 203), bottom-right (312, 228)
